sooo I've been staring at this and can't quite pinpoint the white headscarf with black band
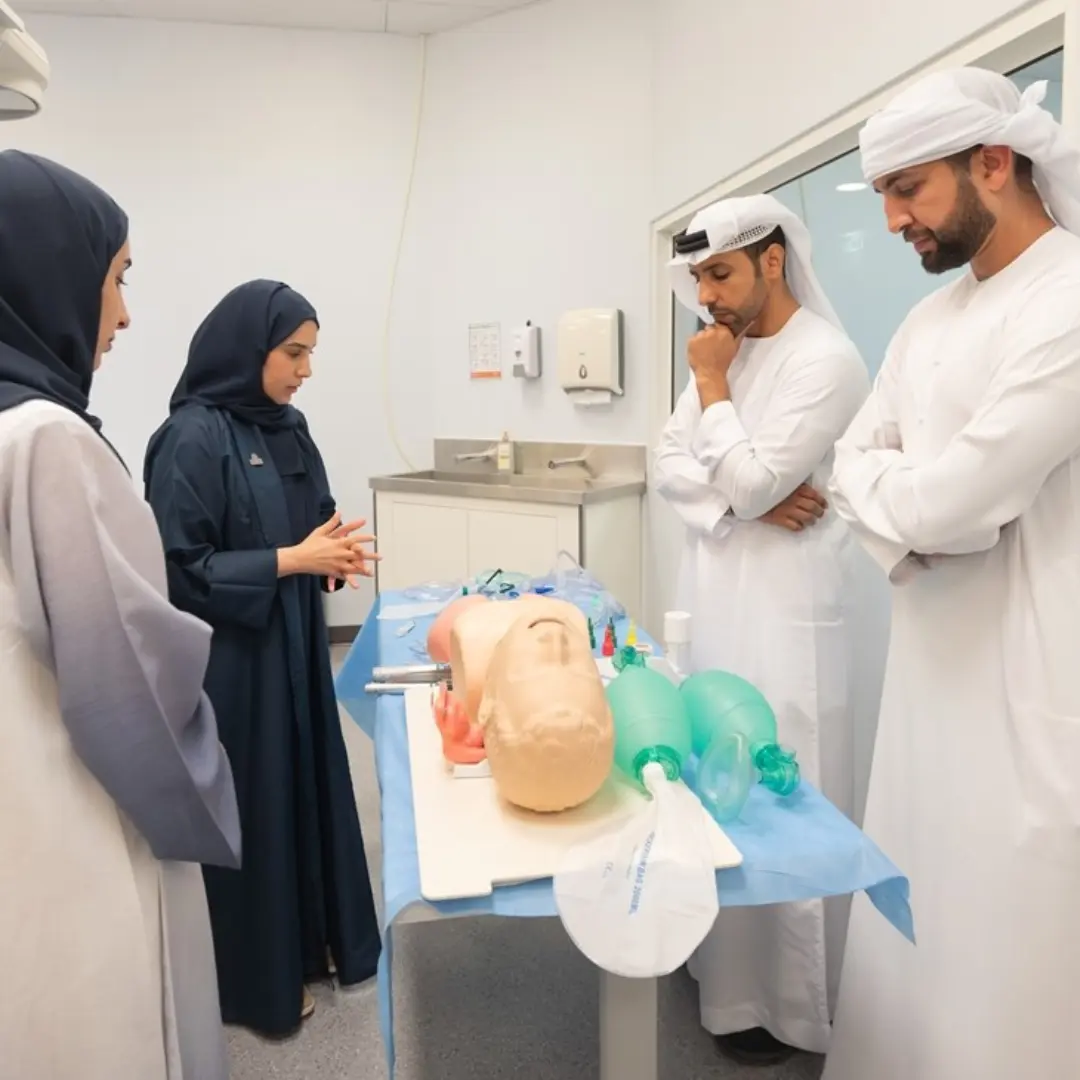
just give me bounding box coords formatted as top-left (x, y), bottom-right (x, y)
top-left (667, 192), bottom-right (843, 330)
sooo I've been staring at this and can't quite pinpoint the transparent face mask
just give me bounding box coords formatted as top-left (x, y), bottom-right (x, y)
top-left (682, 671), bottom-right (800, 824)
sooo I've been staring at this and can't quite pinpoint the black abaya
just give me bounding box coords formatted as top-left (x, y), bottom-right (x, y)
top-left (144, 397), bottom-right (380, 1038)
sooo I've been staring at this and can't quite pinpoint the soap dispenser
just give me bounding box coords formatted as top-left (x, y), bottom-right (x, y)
top-left (496, 431), bottom-right (515, 474)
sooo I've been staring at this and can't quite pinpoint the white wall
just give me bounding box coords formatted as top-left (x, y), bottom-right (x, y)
top-left (3, 15), bottom-right (427, 625)
top-left (651, 0), bottom-right (1045, 214)
top-left (416, 0), bottom-right (653, 447)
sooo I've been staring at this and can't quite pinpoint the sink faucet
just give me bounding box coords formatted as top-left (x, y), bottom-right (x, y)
top-left (454, 445), bottom-right (497, 464)
top-left (548, 455), bottom-right (596, 478)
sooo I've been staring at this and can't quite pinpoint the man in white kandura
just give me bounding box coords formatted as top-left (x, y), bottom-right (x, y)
top-left (655, 193), bottom-right (878, 1066)
top-left (824, 67), bottom-right (1080, 1080)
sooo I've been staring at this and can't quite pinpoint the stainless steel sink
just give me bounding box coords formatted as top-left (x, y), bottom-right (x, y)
top-left (408, 470), bottom-right (596, 490)
top-left (369, 467), bottom-right (645, 507)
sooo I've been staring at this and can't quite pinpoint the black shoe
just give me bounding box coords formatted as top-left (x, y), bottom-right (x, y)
top-left (714, 1028), bottom-right (796, 1066)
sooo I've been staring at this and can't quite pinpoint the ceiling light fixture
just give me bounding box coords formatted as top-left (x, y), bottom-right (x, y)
top-left (0, 1), bottom-right (48, 119)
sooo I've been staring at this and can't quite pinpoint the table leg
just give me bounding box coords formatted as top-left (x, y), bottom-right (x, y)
top-left (598, 970), bottom-right (658, 1080)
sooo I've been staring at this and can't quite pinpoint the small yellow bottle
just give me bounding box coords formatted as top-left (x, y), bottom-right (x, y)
top-left (496, 431), bottom-right (515, 473)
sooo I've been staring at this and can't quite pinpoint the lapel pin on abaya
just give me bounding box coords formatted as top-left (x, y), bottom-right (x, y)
top-left (249, 453), bottom-right (264, 467)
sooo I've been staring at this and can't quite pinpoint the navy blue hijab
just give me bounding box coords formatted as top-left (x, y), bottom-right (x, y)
top-left (169, 280), bottom-right (318, 432)
top-left (0, 151), bottom-right (129, 433)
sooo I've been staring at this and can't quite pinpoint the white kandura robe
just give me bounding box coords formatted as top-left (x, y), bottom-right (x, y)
top-left (654, 307), bottom-right (885, 1053)
top-left (825, 226), bottom-right (1080, 1080)
top-left (0, 401), bottom-right (241, 1080)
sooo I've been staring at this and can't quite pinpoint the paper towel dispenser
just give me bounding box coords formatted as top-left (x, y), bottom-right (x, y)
top-left (557, 308), bottom-right (624, 406)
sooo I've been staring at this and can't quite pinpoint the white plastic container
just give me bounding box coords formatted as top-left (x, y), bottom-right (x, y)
top-left (663, 610), bottom-right (692, 678)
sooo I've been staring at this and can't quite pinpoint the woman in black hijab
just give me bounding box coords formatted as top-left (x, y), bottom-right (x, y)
top-left (144, 280), bottom-right (381, 1036)
top-left (0, 152), bottom-right (239, 1079)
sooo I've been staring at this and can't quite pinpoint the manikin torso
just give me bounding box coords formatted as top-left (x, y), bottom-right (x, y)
top-left (427, 593), bottom-right (489, 664)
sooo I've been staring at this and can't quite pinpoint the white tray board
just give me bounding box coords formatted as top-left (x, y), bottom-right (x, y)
top-left (406, 680), bottom-right (742, 903)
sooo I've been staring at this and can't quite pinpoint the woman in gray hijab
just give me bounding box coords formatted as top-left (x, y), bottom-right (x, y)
top-left (0, 150), bottom-right (240, 1080)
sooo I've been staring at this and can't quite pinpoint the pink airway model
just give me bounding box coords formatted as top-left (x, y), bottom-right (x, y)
top-left (432, 684), bottom-right (487, 765)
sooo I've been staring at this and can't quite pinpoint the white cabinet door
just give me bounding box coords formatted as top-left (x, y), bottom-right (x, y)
top-left (581, 496), bottom-right (642, 621)
top-left (375, 493), bottom-right (469, 591)
top-left (373, 491), bottom-right (579, 592)
top-left (466, 503), bottom-right (579, 578)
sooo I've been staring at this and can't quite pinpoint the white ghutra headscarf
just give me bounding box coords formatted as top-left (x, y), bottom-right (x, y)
top-left (667, 193), bottom-right (843, 330)
top-left (859, 67), bottom-right (1080, 235)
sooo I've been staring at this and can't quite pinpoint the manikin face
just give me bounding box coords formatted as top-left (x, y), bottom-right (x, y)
top-left (481, 612), bottom-right (614, 814)
top-left (501, 616), bottom-right (600, 696)
top-left (262, 319), bottom-right (317, 404)
top-left (689, 243), bottom-right (783, 335)
top-left (873, 149), bottom-right (1010, 274)
top-left (94, 240), bottom-right (132, 370)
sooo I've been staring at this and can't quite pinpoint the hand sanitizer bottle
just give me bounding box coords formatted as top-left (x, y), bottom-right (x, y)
top-left (496, 431), bottom-right (515, 473)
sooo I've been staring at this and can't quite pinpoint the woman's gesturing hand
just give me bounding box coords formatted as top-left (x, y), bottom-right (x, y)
top-left (330, 514), bottom-right (381, 589)
top-left (277, 513), bottom-right (380, 585)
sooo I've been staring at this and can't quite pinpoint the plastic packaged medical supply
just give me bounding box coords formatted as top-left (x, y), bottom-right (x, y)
top-left (472, 569), bottom-right (531, 598)
top-left (554, 764), bottom-right (719, 978)
top-left (559, 655), bottom-right (724, 980)
top-left (529, 550), bottom-right (625, 626)
top-left (402, 581), bottom-right (463, 603)
top-left (680, 671), bottom-right (800, 823)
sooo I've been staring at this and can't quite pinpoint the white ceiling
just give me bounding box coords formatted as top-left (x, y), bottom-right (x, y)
top-left (15, 0), bottom-right (542, 36)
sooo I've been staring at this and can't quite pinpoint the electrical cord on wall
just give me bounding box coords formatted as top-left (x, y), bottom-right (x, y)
top-left (380, 32), bottom-right (428, 473)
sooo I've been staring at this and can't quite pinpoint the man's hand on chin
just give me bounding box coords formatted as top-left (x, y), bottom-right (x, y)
top-left (689, 322), bottom-right (744, 408)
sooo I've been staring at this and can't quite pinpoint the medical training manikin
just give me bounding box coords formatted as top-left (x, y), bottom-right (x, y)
top-left (434, 595), bottom-right (614, 813)
top-left (426, 593), bottom-right (489, 664)
top-left (447, 596), bottom-right (584, 717)
top-left (479, 606), bottom-right (614, 812)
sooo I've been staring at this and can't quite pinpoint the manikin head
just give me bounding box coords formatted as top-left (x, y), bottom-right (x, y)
top-left (688, 227), bottom-right (789, 336)
top-left (479, 611), bottom-right (614, 814)
top-left (873, 146), bottom-right (1040, 273)
top-left (449, 594), bottom-right (590, 724)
